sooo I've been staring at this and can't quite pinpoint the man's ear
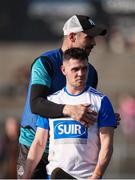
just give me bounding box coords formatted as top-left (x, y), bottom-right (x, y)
top-left (68, 33), bottom-right (76, 42)
top-left (61, 65), bottom-right (66, 75)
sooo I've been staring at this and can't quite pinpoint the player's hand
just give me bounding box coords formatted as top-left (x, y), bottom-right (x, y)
top-left (115, 112), bottom-right (121, 126)
top-left (63, 104), bottom-right (97, 127)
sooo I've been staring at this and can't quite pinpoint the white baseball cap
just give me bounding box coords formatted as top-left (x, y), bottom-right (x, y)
top-left (63, 15), bottom-right (107, 36)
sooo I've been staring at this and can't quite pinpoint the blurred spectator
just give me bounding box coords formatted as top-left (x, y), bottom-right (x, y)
top-left (0, 117), bottom-right (19, 178)
top-left (0, 64), bottom-right (30, 98)
top-left (0, 126), bottom-right (4, 178)
top-left (108, 27), bottom-right (125, 54)
top-left (118, 94), bottom-right (135, 138)
top-left (13, 64), bottom-right (30, 96)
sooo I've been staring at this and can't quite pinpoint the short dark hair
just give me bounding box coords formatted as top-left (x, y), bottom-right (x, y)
top-left (63, 48), bottom-right (88, 62)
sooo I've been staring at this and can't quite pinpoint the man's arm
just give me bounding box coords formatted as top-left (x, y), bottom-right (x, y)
top-left (23, 127), bottom-right (48, 179)
top-left (89, 127), bottom-right (114, 179)
top-left (30, 84), bottom-right (97, 126)
top-left (30, 84), bottom-right (64, 118)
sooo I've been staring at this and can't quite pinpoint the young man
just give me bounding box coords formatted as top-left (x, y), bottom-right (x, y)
top-left (17, 15), bottom-right (120, 178)
top-left (23, 48), bottom-right (116, 179)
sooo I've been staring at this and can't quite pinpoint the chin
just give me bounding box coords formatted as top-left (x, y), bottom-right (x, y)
top-left (74, 83), bottom-right (85, 89)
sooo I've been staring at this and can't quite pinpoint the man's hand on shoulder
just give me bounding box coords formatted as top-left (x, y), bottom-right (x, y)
top-left (63, 104), bottom-right (97, 127)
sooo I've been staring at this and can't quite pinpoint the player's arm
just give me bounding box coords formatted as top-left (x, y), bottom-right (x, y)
top-left (88, 96), bottom-right (116, 179)
top-left (87, 63), bottom-right (121, 126)
top-left (23, 127), bottom-right (48, 179)
top-left (89, 127), bottom-right (114, 179)
top-left (23, 116), bottom-right (49, 178)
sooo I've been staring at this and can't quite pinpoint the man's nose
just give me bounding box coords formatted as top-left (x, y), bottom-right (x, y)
top-left (78, 69), bottom-right (83, 76)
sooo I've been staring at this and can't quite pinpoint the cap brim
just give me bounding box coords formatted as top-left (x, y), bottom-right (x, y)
top-left (84, 26), bottom-right (107, 37)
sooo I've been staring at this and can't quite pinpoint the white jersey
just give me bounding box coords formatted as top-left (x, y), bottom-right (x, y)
top-left (36, 86), bottom-right (116, 179)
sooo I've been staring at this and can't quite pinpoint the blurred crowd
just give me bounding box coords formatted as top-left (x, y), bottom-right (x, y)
top-left (118, 94), bottom-right (135, 139)
top-left (0, 64), bottom-right (30, 98)
top-left (0, 116), bottom-right (19, 178)
top-left (0, 0), bottom-right (135, 50)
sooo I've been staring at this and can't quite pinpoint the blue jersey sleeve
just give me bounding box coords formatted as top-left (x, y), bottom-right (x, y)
top-left (31, 58), bottom-right (51, 88)
top-left (98, 96), bottom-right (116, 128)
top-left (36, 116), bottom-right (50, 130)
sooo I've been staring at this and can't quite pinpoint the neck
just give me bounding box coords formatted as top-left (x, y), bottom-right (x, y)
top-left (65, 85), bottom-right (85, 95)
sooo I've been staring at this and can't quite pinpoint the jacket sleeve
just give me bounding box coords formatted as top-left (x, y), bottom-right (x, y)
top-left (30, 56), bottom-right (64, 118)
top-left (30, 84), bottom-right (64, 118)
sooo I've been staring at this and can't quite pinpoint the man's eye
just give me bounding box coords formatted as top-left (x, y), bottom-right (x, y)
top-left (72, 68), bottom-right (78, 72)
